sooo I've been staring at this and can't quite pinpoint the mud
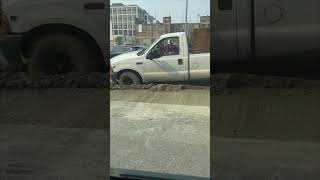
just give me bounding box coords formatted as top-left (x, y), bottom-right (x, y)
top-left (111, 89), bottom-right (210, 106)
top-left (0, 72), bottom-right (109, 89)
top-left (212, 73), bottom-right (320, 96)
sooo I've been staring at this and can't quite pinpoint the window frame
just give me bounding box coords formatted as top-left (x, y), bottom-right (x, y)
top-left (148, 37), bottom-right (180, 57)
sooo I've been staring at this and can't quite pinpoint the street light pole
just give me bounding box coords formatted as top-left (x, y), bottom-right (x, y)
top-left (185, 0), bottom-right (188, 34)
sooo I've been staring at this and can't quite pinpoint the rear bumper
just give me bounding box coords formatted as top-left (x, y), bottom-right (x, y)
top-left (0, 34), bottom-right (23, 70)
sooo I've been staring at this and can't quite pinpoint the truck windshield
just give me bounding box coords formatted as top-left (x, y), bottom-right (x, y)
top-left (137, 37), bottom-right (160, 56)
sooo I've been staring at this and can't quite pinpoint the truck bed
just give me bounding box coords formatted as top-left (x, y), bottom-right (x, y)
top-left (189, 53), bottom-right (210, 81)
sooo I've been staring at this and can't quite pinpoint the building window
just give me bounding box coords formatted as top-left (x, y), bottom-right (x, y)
top-left (124, 30), bottom-right (127, 35)
top-left (133, 30), bottom-right (135, 36)
top-left (118, 8), bottom-right (121, 13)
top-left (114, 24), bottom-right (118, 29)
top-left (119, 30), bottom-right (123, 35)
top-left (114, 30), bottom-right (118, 35)
top-left (129, 30), bottom-right (132, 36)
top-left (124, 23), bottom-right (127, 29)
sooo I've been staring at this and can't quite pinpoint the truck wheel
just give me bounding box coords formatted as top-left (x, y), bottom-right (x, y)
top-left (28, 33), bottom-right (99, 80)
top-left (118, 71), bottom-right (141, 85)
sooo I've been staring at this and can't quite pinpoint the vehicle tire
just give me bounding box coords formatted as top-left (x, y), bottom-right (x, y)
top-left (118, 71), bottom-right (141, 85)
top-left (28, 33), bottom-right (99, 81)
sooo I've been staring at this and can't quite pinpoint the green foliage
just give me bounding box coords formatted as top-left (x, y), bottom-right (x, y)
top-left (115, 36), bottom-right (123, 45)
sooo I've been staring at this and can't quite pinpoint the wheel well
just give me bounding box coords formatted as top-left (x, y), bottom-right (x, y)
top-left (20, 23), bottom-right (106, 73)
top-left (117, 69), bottom-right (143, 82)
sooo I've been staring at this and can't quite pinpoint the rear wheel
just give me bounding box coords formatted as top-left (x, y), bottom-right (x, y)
top-left (28, 33), bottom-right (100, 81)
top-left (118, 71), bottom-right (142, 85)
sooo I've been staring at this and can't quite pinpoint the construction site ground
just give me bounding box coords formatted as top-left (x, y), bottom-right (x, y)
top-left (1, 71), bottom-right (320, 179)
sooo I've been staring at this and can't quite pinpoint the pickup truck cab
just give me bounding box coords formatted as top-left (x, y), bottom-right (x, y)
top-left (111, 32), bottom-right (210, 85)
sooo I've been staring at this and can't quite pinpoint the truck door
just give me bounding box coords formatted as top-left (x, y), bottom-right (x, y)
top-left (213, 0), bottom-right (238, 61)
top-left (143, 36), bottom-right (186, 82)
top-left (213, 0), bottom-right (253, 62)
top-left (254, 0), bottom-right (320, 58)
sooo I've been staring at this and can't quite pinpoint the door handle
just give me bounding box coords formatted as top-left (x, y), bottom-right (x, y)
top-left (178, 59), bottom-right (183, 65)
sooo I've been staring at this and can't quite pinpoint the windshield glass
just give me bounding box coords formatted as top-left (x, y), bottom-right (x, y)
top-left (137, 38), bottom-right (160, 56)
top-left (110, 0), bottom-right (210, 179)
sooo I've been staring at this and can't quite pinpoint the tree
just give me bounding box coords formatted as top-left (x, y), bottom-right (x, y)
top-left (115, 36), bottom-right (123, 45)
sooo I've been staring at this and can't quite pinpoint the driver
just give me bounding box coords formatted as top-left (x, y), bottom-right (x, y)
top-left (166, 39), bottom-right (179, 55)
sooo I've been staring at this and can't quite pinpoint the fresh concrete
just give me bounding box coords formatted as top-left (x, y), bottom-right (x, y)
top-left (110, 100), bottom-right (210, 177)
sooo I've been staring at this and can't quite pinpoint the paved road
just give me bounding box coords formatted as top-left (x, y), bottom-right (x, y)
top-left (110, 100), bottom-right (210, 177)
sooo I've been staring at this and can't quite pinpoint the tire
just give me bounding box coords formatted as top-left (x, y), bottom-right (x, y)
top-left (118, 71), bottom-right (142, 85)
top-left (28, 33), bottom-right (100, 81)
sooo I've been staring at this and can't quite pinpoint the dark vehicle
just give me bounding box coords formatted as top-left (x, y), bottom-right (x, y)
top-left (110, 45), bottom-right (144, 59)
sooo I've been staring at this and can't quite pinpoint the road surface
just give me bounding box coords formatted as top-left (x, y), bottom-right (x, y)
top-left (110, 89), bottom-right (210, 177)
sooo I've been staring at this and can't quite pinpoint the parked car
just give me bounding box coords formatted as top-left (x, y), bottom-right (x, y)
top-left (110, 32), bottom-right (210, 85)
top-left (110, 45), bottom-right (144, 59)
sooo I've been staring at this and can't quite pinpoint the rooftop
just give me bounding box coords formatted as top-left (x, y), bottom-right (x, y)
top-left (111, 3), bottom-right (138, 7)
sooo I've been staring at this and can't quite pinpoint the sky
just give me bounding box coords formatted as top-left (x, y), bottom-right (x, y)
top-left (110, 0), bottom-right (210, 23)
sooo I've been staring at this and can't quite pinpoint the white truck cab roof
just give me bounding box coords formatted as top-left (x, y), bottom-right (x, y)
top-left (160, 32), bottom-right (186, 39)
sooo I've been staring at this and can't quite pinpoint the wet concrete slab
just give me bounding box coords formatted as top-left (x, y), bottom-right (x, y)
top-left (110, 101), bottom-right (210, 177)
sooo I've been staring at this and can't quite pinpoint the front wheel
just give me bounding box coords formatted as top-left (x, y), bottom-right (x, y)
top-left (28, 33), bottom-right (100, 81)
top-left (118, 71), bottom-right (142, 85)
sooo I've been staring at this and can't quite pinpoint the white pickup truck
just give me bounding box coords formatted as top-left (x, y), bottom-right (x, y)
top-left (111, 32), bottom-right (210, 85)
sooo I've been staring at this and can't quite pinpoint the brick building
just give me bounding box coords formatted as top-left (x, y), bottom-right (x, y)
top-left (135, 16), bottom-right (210, 46)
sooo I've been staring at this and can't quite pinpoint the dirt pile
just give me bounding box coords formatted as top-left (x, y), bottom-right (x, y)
top-left (2, 72), bottom-right (319, 91)
top-left (111, 83), bottom-right (209, 91)
top-left (0, 72), bottom-right (109, 89)
top-left (212, 73), bottom-right (320, 94)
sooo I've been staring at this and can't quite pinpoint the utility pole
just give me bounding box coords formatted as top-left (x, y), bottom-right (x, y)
top-left (185, 0), bottom-right (191, 81)
top-left (185, 0), bottom-right (188, 34)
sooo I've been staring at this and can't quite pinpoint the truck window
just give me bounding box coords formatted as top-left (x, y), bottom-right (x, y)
top-left (218, 0), bottom-right (232, 10)
top-left (152, 37), bottom-right (180, 57)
